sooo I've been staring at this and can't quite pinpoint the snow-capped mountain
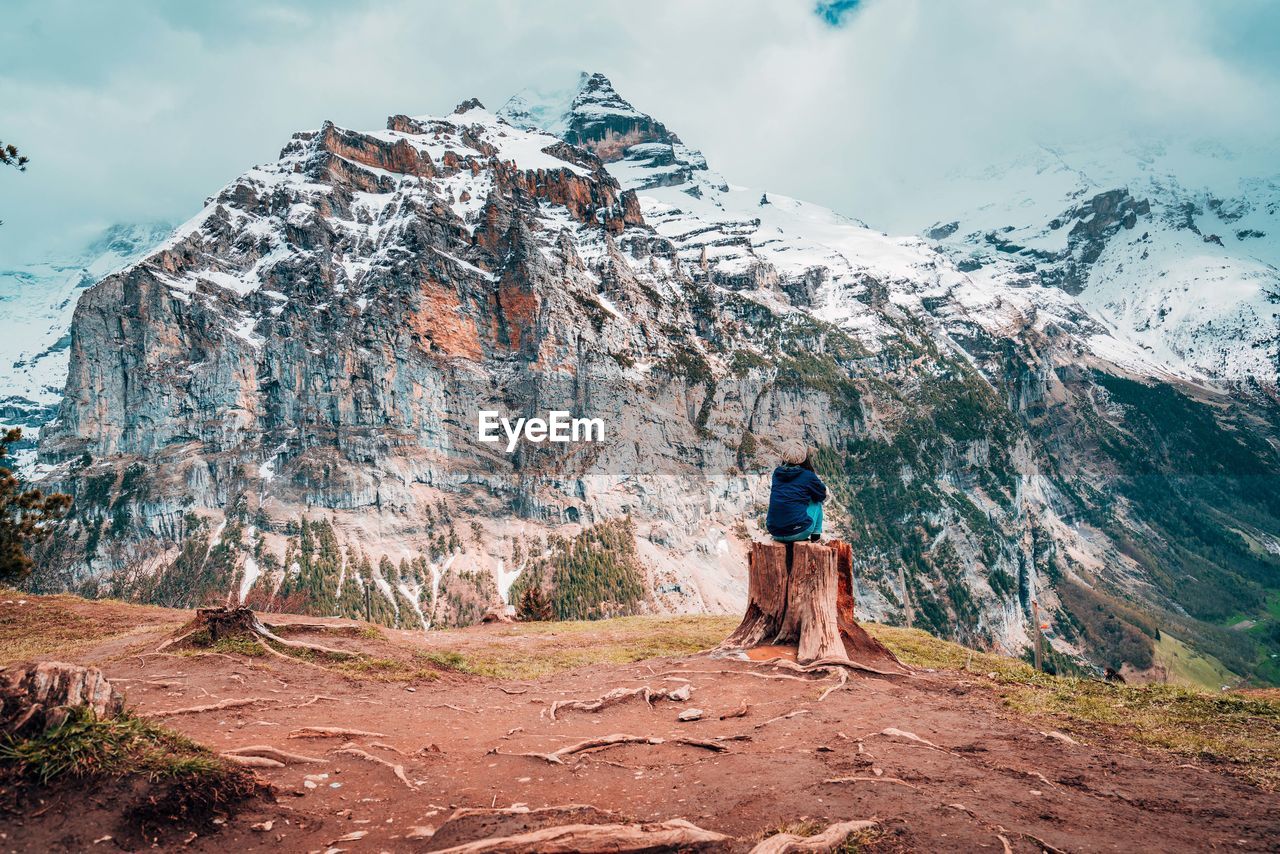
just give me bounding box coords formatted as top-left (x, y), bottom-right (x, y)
top-left (0, 223), bottom-right (170, 437)
top-left (918, 140), bottom-right (1280, 389)
top-left (22, 74), bottom-right (1280, 685)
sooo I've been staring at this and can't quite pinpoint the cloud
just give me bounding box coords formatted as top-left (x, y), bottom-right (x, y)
top-left (0, 0), bottom-right (1277, 263)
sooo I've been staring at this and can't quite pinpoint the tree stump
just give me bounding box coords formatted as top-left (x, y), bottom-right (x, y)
top-left (720, 540), bottom-right (902, 669)
top-left (157, 607), bottom-right (360, 661)
top-left (0, 661), bottom-right (124, 736)
top-left (774, 543), bottom-right (844, 662)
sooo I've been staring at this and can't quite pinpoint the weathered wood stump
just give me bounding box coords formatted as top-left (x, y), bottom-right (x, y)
top-left (157, 607), bottom-right (360, 661)
top-left (720, 540), bottom-right (902, 669)
top-left (0, 661), bottom-right (124, 736)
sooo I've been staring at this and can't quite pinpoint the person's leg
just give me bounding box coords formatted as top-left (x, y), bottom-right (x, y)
top-left (773, 503), bottom-right (824, 543)
top-left (805, 502), bottom-right (824, 541)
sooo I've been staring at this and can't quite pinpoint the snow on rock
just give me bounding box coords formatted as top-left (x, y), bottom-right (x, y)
top-left (0, 223), bottom-right (171, 437)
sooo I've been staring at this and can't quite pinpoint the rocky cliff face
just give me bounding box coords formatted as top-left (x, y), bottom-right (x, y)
top-left (26, 76), bottom-right (1280, 685)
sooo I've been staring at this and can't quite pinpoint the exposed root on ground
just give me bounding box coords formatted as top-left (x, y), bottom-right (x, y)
top-left (288, 726), bottom-right (388, 739)
top-left (149, 697), bottom-right (272, 718)
top-left (283, 695), bottom-right (341, 709)
top-left (874, 726), bottom-right (951, 753)
top-left (719, 699), bottom-right (750, 720)
top-left (755, 709), bottom-right (810, 730)
top-left (221, 745), bottom-right (323, 764)
top-left (427, 818), bottom-right (731, 853)
top-left (663, 668), bottom-right (811, 683)
top-left (750, 819), bottom-right (879, 854)
top-left (334, 746), bottom-right (416, 790)
top-left (548, 685), bottom-right (686, 721)
top-left (760, 656), bottom-right (910, 679)
top-left (221, 754), bottom-right (283, 768)
top-left (156, 608), bottom-right (363, 670)
top-left (424, 703), bottom-right (478, 714)
top-left (818, 668), bottom-right (849, 702)
top-left (493, 733), bottom-right (733, 765)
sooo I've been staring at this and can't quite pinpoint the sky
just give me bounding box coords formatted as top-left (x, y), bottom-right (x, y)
top-left (1, 0), bottom-right (1278, 265)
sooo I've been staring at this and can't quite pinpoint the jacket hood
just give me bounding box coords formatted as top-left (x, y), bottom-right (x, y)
top-left (773, 464), bottom-right (806, 482)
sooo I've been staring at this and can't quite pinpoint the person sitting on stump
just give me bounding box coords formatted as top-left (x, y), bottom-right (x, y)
top-left (766, 441), bottom-right (827, 543)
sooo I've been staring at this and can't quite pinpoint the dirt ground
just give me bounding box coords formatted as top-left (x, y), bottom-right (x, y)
top-left (2, 599), bottom-right (1279, 852)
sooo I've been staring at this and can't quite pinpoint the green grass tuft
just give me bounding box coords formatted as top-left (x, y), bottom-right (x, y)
top-left (0, 708), bottom-right (246, 787)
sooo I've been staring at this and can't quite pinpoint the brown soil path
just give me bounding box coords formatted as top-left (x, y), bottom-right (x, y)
top-left (3, 604), bottom-right (1279, 852)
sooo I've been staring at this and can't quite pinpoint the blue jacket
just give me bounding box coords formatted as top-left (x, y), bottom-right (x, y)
top-left (766, 465), bottom-right (828, 538)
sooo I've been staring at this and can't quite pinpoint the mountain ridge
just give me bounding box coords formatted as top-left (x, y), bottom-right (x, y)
top-left (17, 72), bottom-right (1280, 685)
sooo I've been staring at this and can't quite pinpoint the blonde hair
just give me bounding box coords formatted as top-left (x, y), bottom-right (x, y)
top-left (781, 440), bottom-right (809, 466)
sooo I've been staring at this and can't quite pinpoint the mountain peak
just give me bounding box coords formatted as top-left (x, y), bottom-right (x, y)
top-left (452, 97), bottom-right (486, 115)
top-left (497, 71), bottom-right (705, 189)
top-left (499, 71), bottom-right (679, 162)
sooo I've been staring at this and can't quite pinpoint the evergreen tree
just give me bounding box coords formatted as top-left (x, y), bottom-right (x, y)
top-left (516, 584), bottom-right (553, 622)
top-left (0, 429), bottom-right (71, 584)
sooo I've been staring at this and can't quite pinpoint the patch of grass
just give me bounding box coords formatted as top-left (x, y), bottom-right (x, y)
top-left (1154, 632), bottom-right (1237, 691)
top-left (0, 708), bottom-right (247, 788)
top-left (413, 649), bottom-right (473, 672)
top-left (418, 615), bottom-right (736, 680)
top-left (212, 636), bottom-right (265, 657)
top-left (996, 673), bottom-right (1280, 790)
top-left (864, 623), bottom-right (1026, 677)
top-left (864, 622), bottom-right (1280, 790)
top-left (1, 708), bottom-right (262, 844)
top-left (332, 655), bottom-right (440, 683)
top-left (0, 591), bottom-right (176, 665)
top-left (173, 631), bottom-right (266, 659)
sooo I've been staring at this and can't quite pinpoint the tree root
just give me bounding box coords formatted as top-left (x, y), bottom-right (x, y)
top-left (750, 819), bottom-right (879, 854)
top-left (150, 697), bottom-right (272, 717)
top-left (288, 725), bottom-right (388, 739)
top-left (221, 754), bottom-right (284, 769)
top-left (662, 668), bottom-right (811, 683)
top-left (223, 744), bottom-right (324, 764)
top-left (283, 694), bottom-right (341, 709)
top-left (156, 607), bottom-right (363, 668)
top-left (334, 746), bottom-right (416, 790)
top-left (754, 709), bottom-right (809, 730)
top-left (818, 669), bottom-right (849, 702)
top-left (874, 727), bottom-right (951, 753)
top-left (760, 656), bottom-right (910, 679)
top-left (719, 700), bottom-right (750, 720)
top-left (251, 638), bottom-right (330, 672)
top-left (425, 818), bottom-right (730, 853)
top-left (548, 685), bottom-right (684, 721)
top-left (425, 703), bottom-right (477, 714)
top-left (670, 737), bottom-right (730, 753)
top-left (494, 733), bottom-right (733, 765)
